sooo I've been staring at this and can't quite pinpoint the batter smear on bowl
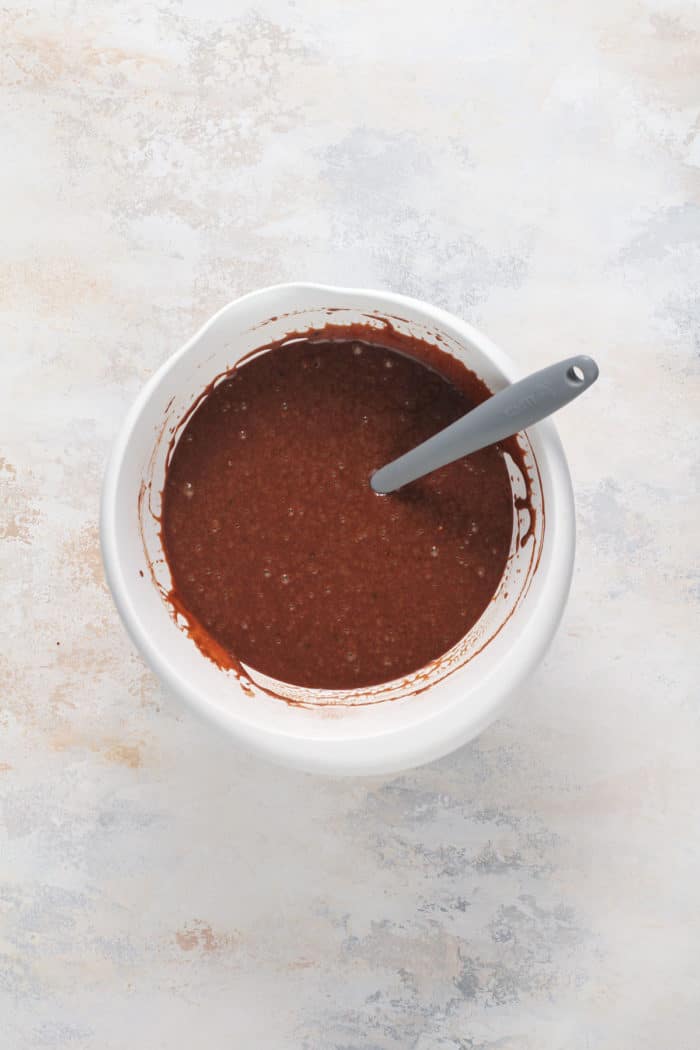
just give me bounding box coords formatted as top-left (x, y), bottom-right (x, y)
top-left (161, 325), bottom-right (527, 690)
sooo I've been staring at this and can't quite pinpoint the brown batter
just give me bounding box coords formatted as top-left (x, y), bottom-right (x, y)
top-left (161, 325), bottom-right (520, 689)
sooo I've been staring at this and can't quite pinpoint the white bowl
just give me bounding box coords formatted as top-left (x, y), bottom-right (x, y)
top-left (101, 283), bottom-right (575, 775)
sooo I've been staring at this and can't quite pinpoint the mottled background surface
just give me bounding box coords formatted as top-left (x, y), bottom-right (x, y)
top-left (2, 1), bottom-right (699, 1046)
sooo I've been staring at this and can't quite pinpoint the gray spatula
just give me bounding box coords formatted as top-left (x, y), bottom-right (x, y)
top-left (370, 355), bottom-right (599, 495)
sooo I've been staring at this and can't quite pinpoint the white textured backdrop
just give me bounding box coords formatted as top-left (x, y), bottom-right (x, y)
top-left (1, 2), bottom-right (699, 1047)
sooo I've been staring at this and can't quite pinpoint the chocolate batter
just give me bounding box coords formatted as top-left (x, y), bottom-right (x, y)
top-left (161, 326), bottom-right (520, 689)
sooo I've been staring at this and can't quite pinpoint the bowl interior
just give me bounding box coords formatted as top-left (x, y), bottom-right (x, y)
top-left (104, 285), bottom-right (566, 772)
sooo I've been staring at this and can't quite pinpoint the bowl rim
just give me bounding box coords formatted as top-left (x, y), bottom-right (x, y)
top-left (100, 282), bottom-right (575, 774)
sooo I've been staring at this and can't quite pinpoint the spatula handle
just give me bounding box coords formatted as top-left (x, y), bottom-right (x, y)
top-left (371, 355), bottom-right (599, 494)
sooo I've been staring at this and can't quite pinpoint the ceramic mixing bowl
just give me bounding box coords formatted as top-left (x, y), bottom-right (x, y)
top-left (100, 283), bottom-right (575, 774)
